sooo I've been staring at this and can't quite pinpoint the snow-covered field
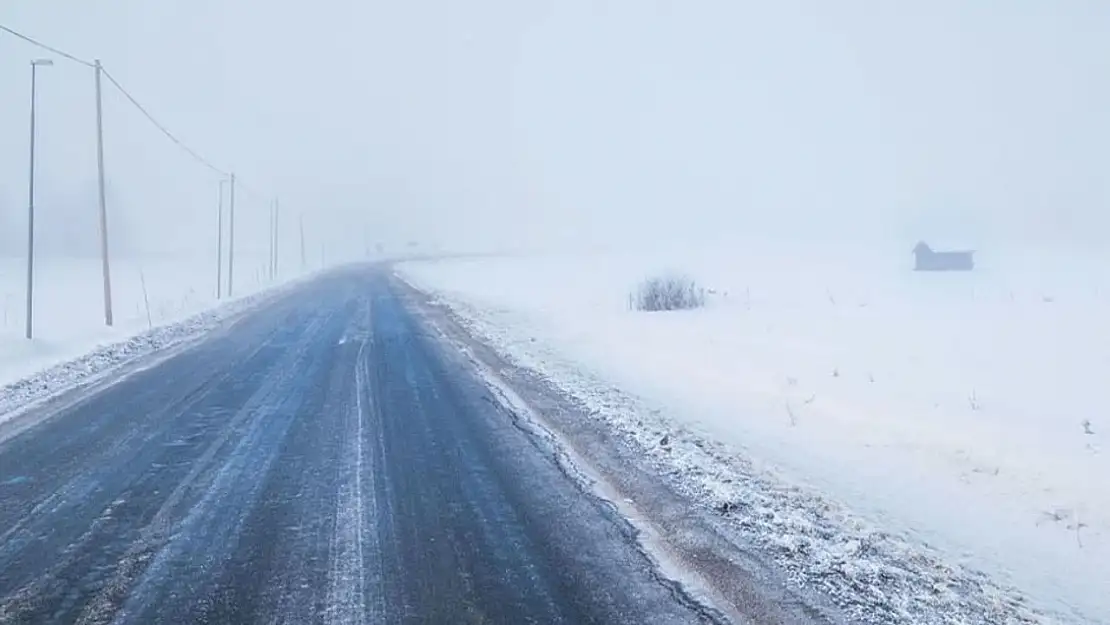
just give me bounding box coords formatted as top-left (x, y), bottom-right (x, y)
top-left (399, 242), bottom-right (1109, 624)
top-left (0, 255), bottom-right (291, 416)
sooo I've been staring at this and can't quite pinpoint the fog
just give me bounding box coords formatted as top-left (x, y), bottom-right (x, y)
top-left (2, 1), bottom-right (1108, 262)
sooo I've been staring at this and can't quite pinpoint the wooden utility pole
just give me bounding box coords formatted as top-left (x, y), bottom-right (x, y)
top-left (268, 200), bottom-right (274, 280)
top-left (216, 178), bottom-right (225, 298)
top-left (228, 173), bottom-right (236, 296)
top-left (273, 198), bottom-right (280, 279)
top-left (94, 60), bottom-right (114, 326)
top-left (299, 213), bottom-right (306, 271)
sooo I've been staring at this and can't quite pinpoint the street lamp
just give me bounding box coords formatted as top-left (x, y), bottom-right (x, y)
top-left (26, 58), bottom-right (53, 340)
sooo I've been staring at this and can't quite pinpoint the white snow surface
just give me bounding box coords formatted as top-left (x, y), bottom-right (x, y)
top-left (398, 243), bottom-right (1109, 625)
top-left (0, 256), bottom-right (294, 420)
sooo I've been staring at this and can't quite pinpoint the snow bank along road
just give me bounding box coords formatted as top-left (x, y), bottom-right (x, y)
top-left (0, 267), bottom-right (741, 624)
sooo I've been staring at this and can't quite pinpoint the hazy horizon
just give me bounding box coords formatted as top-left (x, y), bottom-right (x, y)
top-left (2, 1), bottom-right (1108, 262)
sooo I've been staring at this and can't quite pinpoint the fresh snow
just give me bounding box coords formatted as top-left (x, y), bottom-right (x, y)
top-left (398, 242), bottom-right (1109, 625)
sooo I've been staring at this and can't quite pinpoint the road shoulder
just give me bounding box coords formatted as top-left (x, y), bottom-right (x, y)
top-left (0, 275), bottom-right (311, 444)
top-left (392, 276), bottom-right (843, 625)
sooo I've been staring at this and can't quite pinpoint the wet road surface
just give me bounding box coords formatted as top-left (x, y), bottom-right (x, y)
top-left (0, 269), bottom-right (720, 624)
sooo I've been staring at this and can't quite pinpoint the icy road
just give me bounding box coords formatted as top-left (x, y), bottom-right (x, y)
top-left (0, 270), bottom-right (722, 624)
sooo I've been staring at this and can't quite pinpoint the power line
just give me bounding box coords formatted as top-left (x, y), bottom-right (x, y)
top-left (3, 24), bottom-right (231, 179)
top-left (4, 22), bottom-right (298, 319)
top-left (0, 24), bottom-right (95, 67)
top-left (3, 24), bottom-right (284, 219)
top-left (100, 68), bottom-right (229, 178)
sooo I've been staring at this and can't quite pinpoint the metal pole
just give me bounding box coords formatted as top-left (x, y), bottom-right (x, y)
top-left (299, 213), bottom-right (306, 271)
top-left (267, 201), bottom-right (274, 281)
top-left (272, 201), bottom-right (278, 279)
top-left (216, 178), bottom-right (225, 298)
top-left (273, 198), bottom-right (279, 279)
top-left (94, 60), bottom-right (114, 327)
top-left (25, 63), bottom-right (38, 340)
top-left (228, 173), bottom-right (236, 296)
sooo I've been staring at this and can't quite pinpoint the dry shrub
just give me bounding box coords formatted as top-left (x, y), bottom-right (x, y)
top-left (632, 275), bottom-right (706, 312)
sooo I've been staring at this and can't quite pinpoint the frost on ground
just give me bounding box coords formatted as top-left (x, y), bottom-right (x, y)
top-left (398, 243), bottom-right (1108, 625)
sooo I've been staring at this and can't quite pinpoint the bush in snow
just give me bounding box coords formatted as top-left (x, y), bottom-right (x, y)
top-left (632, 275), bottom-right (706, 312)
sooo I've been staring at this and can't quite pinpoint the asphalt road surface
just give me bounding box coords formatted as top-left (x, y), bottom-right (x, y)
top-left (0, 270), bottom-right (722, 625)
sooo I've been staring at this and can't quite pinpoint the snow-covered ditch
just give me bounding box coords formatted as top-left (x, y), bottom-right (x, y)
top-left (398, 243), bottom-right (1108, 625)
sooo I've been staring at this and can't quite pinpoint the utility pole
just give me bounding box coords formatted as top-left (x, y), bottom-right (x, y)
top-left (273, 198), bottom-right (280, 279)
top-left (94, 60), bottom-right (114, 327)
top-left (228, 173), bottom-right (236, 296)
top-left (26, 59), bottom-right (53, 340)
top-left (216, 178), bottom-right (225, 298)
top-left (267, 201), bottom-right (274, 281)
top-left (267, 199), bottom-right (278, 281)
top-left (299, 213), bottom-right (307, 271)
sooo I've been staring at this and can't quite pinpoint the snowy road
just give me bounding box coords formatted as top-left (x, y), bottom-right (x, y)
top-left (0, 269), bottom-right (720, 624)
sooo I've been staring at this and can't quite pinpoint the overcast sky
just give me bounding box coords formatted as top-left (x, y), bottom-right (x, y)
top-left (2, 1), bottom-right (1108, 260)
